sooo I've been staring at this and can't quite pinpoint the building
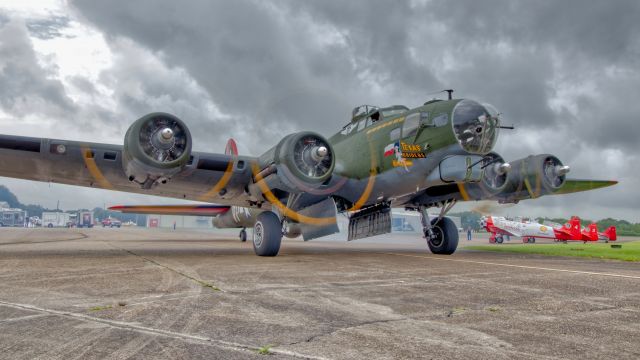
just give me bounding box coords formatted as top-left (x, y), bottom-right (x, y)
top-left (1, 208), bottom-right (28, 227)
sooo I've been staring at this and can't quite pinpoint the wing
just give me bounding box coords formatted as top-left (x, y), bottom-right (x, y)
top-left (551, 179), bottom-right (618, 195)
top-left (0, 134), bottom-right (256, 206)
top-left (109, 204), bottom-right (230, 216)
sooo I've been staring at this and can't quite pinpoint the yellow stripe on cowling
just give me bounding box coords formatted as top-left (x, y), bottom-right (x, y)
top-left (457, 182), bottom-right (470, 201)
top-left (251, 161), bottom-right (337, 226)
top-left (81, 146), bottom-right (113, 190)
top-left (523, 176), bottom-right (536, 199)
top-left (197, 158), bottom-right (235, 202)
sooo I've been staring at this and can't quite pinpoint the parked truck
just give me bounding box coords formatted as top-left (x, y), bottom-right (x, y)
top-left (76, 211), bottom-right (94, 228)
top-left (42, 212), bottom-right (73, 228)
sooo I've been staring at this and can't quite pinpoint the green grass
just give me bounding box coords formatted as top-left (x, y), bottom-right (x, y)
top-left (89, 305), bottom-right (112, 311)
top-left (467, 241), bottom-right (640, 262)
top-left (256, 345), bottom-right (273, 355)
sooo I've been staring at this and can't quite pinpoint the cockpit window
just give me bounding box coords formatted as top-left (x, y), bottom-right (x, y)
top-left (452, 100), bottom-right (498, 155)
top-left (403, 113), bottom-right (420, 139)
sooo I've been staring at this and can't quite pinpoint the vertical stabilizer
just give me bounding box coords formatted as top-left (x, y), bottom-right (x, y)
top-left (604, 226), bottom-right (617, 241)
top-left (568, 216), bottom-right (582, 239)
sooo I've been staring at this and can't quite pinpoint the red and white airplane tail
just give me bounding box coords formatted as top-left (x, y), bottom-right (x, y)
top-left (567, 216), bottom-right (583, 239)
top-left (583, 223), bottom-right (599, 242)
top-left (603, 226), bottom-right (617, 241)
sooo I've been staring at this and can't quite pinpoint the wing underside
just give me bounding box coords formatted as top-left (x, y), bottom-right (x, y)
top-left (0, 134), bottom-right (256, 206)
top-left (109, 204), bottom-right (231, 216)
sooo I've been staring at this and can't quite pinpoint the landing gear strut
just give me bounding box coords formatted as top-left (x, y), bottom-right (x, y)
top-left (419, 205), bottom-right (459, 255)
top-left (252, 212), bottom-right (282, 256)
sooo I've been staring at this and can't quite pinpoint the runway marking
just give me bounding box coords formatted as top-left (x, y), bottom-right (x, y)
top-left (0, 300), bottom-right (329, 360)
top-left (0, 313), bottom-right (50, 323)
top-left (382, 252), bottom-right (640, 280)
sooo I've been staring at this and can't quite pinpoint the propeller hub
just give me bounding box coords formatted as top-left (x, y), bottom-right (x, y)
top-left (160, 128), bottom-right (174, 141)
top-left (555, 165), bottom-right (570, 176)
top-left (316, 146), bottom-right (328, 158)
top-left (496, 162), bottom-right (511, 175)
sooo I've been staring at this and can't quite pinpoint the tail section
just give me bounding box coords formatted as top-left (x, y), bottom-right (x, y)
top-left (604, 226), bottom-right (617, 241)
top-left (484, 216), bottom-right (494, 232)
top-left (567, 216), bottom-right (582, 240)
top-left (583, 223), bottom-right (598, 241)
top-left (225, 138), bottom-right (239, 156)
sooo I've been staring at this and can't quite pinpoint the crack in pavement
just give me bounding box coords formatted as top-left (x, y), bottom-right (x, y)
top-left (284, 318), bottom-right (407, 346)
top-left (0, 300), bottom-right (330, 360)
top-left (103, 242), bottom-right (223, 292)
top-left (0, 232), bottom-right (89, 246)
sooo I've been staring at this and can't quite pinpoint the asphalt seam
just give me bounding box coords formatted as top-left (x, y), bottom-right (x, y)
top-left (382, 252), bottom-right (640, 279)
top-left (0, 300), bottom-right (329, 360)
top-left (103, 242), bottom-right (223, 292)
top-left (0, 232), bottom-right (89, 246)
top-left (286, 318), bottom-right (407, 346)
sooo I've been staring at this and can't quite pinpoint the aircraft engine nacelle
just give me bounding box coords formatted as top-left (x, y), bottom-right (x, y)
top-left (478, 153), bottom-right (510, 195)
top-left (253, 131), bottom-right (335, 194)
top-left (499, 154), bottom-right (570, 201)
top-left (122, 112), bottom-right (192, 189)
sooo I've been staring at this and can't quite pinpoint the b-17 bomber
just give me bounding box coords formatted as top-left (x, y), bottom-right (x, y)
top-left (0, 92), bottom-right (617, 256)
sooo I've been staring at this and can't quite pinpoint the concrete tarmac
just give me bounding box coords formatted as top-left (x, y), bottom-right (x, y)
top-left (0, 227), bottom-right (638, 359)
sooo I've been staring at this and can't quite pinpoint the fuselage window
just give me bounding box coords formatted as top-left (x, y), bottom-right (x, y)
top-left (390, 127), bottom-right (400, 141)
top-left (403, 113), bottom-right (420, 138)
top-left (420, 112), bottom-right (431, 126)
top-left (433, 113), bottom-right (448, 127)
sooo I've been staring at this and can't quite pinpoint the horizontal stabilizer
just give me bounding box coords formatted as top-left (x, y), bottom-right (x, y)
top-left (109, 204), bottom-right (230, 216)
top-left (555, 179), bottom-right (618, 195)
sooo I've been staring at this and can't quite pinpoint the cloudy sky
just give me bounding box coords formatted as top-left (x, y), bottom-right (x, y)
top-left (0, 0), bottom-right (637, 221)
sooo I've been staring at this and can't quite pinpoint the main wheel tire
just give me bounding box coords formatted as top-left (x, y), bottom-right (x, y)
top-left (252, 212), bottom-right (282, 257)
top-left (47, 223), bottom-right (53, 228)
top-left (496, 236), bottom-right (504, 244)
top-left (239, 228), bottom-right (247, 242)
top-left (427, 217), bottom-right (459, 255)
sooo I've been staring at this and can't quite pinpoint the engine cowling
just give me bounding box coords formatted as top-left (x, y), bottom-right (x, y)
top-left (254, 131), bottom-right (335, 194)
top-left (499, 154), bottom-right (569, 201)
top-left (122, 112), bottom-right (192, 189)
top-left (479, 153), bottom-right (510, 195)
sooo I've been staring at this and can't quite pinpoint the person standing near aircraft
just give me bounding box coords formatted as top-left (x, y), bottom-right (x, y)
top-left (467, 228), bottom-right (472, 241)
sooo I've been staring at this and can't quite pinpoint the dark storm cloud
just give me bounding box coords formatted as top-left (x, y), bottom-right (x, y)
top-left (69, 0), bottom-right (442, 140)
top-left (0, 18), bottom-right (76, 117)
top-left (0, 1), bottom-right (635, 217)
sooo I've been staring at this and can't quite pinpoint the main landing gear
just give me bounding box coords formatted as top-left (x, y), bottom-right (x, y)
top-left (419, 204), bottom-right (458, 255)
top-left (252, 212), bottom-right (282, 257)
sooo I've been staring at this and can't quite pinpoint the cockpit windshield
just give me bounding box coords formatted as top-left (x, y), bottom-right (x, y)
top-left (452, 100), bottom-right (499, 155)
top-left (351, 105), bottom-right (379, 122)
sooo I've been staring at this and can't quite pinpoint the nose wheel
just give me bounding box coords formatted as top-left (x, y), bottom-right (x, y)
top-left (239, 228), bottom-right (247, 242)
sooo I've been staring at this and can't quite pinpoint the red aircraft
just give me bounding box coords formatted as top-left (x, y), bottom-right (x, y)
top-left (483, 216), bottom-right (616, 244)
